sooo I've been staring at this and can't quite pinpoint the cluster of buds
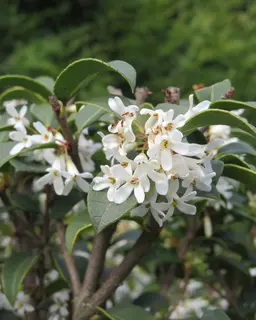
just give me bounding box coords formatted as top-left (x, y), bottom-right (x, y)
top-left (93, 95), bottom-right (222, 226)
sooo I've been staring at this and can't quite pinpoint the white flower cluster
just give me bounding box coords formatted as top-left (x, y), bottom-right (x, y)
top-left (93, 96), bottom-right (221, 226)
top-left (6, 104), bottom-right (100, 196)
top-left (48, 289), bottom-right (70, 320)
top-left (14, 291), bottom-right (34, 317)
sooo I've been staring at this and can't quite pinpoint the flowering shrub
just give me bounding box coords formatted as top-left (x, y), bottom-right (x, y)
top-left (0, 59), bottom-right (255, 320)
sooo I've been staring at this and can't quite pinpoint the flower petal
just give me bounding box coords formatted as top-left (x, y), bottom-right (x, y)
top-left (134, 184), bottom-right (145, 203)
top-left (10, 142), bottom-right (25, 155)
top-left (53, 175), bottom-right (64, 195)
top-left (63, 178), bottom-right (73, 195)
top-left (114, 183), bottom-right (134, 204)
top-left (76, 176), bottom-right (89, 193)
top-left (161, 149), bottom-right (172, 171)
top-left (177, 201), bottom-right (196, 215)
top-left (36, 173), bottom-right (53, 190)
top-left (19, 105), bottom-right (28, 118)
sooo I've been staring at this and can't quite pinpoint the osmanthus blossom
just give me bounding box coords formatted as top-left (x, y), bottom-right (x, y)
top-left (9, 127), bottom-right (34, 155)
top-left (183, 94), bottom-right (210, 121)
top-left (6, 104), bottom-right (29, 131)
top-left (32, 121), bottom-right (53, 144)
top-left (48, 289), bottom-right (70, 320)
top-left (62, 158), bottom-right (93, 195)
top-left (35, 156), bottom-right (65, 195)
top-left (14, 291), bottom-right (34, 317)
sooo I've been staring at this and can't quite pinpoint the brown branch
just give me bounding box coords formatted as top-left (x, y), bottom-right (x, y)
top-left (56, 221), bottom-right (81, 296)
top-left (74, 218), bottom-right (162, 320)
top-left (81, 224), bottom-right (116, 299)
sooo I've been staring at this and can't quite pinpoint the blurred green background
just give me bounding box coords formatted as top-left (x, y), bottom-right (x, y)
top-left (1, 0), bottom-right (256, 100)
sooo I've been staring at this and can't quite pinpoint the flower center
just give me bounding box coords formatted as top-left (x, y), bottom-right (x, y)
top-left (161, 139), bottom-right (169, 149)
top-left (130, 177), bottom-right (139, 185)
top-left (109, 177), bottom-right (116, 184)
top-left (53, 170), bottom-right (59, 176)
top-left (145, 203), bottom-right (151, 208)
top-left (44, 134), bottom-right (49, 140)
top-left (16, 302), bottom-right (23, 308)
top-left (121, 161), bottom-right (128, 167)
top-left (166, 123), bottom-right (173, 131)
top-left (153, 113), bottom-right (158, 117)
top-left (172, 198), bottom-right (177, 207)
top-left (15, 116), bottom-right (21, 120)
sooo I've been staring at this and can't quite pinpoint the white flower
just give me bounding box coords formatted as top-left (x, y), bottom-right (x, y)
top-left (249, 267), bottom-right (256, 277)
top-left (131, 190), bottom-right (169, 226)
top-left (6, 105), bottom-right (29, 131)
top-left (32, 121), bottom-right (53, 144)
top-left (44, 269), bottom-right (59, 286)
top-left (93, 165), bottom-right (123, 201)
top-left (32, 148), bottom-right (56, 164)
top-left (49, 290), bottom-right (69, 319)
top-left (14, 291), bottom-right (34, 316)
top-left (9, 127), bottom-right (33, 155)
top-left (35, 156), bottom-right (65, 195)
top-left (78, 134), bottom-right (101, 172)
top-left (183, 94), bottom-right (210, 122)
top-left (113, 164), bottom-right (150, 204)
top-left (62, 158), bottom-right (93, 195)
top-left (209, 125), bottom-right (231, 141)
top-left (140, 108), bottom-right (165, 133)
top-left (108, 96), bottom-right (139, 118)
top-left (166, 179), bottom-right (197, 217)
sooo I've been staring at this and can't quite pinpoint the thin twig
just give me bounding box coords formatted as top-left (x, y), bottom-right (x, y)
top-left (56, 221), bottom-right (81, 296)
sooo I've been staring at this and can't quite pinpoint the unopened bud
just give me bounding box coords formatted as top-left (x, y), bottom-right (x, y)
top-left (223, 87), bottom-right (235, 99)
top-left (162, 87), bottom-right (180, 104)
top-left (192, 83), bottom-right (204, 91)
top-left (135, 87), bottom-right (152, 105)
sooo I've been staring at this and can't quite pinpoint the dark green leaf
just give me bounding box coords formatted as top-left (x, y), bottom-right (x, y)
top-left (75, 104), bottom-right (106, 133)
top-left (49, 189), bottom-right (83, 219)
top-left (134, 292), bottom-right (168, 313)
top-left (218, 142), bottom-right (256, 156)
top-left (201, 309), bottom-right (230, 320)
top-left (11, 193), bottom-right (40, 212)
top-left (181, 109), bottom-right (256, 137)
top-left (65, 209), bottom-right (92, 254)
top-left (217, 154), bottom-right (250, 169)
top-left (186, 130), bottom-right (207, 145)
top-left (2, 252), bottom-right (39, 305)
top-left (231, 129), bottom-right (256, 148)
top-left (54, 59), bottom-right (136, 100)
top-left (0, 75), bottom-right (52, 100)
top-left (223, 164), bottom-right (256, 191)
top-left (88, 182), bottom-right (137, 233)
top-left (106, 303), bottom-right (153, 320)
top-left (0, 87), bottom-right (47, 105)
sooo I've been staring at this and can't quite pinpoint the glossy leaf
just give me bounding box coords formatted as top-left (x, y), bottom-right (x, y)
top-left (54, 58), bottom-right (136, 100)
top-left (106, 303), bottom-right (153, 320)
top-left (231, 129), bottom-right (256, 148)
top-left (201, 309), bottom-right (230, 320)
top-left (0, 75), bottom-right (52, 100)
top-left (217, 154), bottom-right (250, 169)
top-left (218, 142), bottom-right (256, 156)
top-left (0, 87), bottom-right (47, 105)
top-left (223, 164), bottom-right (256, 190)
top-left (88, 182), bottom-right (137, 233)
top-left (2, 252), bottom-right (39, 305)
top-left (10, 158), bottom-right (48, 173)
top-left (35, 76), bottom-right (54, 92)
top-left (195, 79), bottom-right (231, 102)
top-left (65, 209), bottom-right (92, 254)
top-left (181, 109), bottom-right (256, 137)
top-left (30, 103), bottom-right (54, 126)
top-left (75, 104), bottom-right (106, 133)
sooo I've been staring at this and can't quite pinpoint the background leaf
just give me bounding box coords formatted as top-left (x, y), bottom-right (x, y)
top-left (0, 87), bottom-right (47, 104)
top-left (201, 309), bottom-right (230, 320)
top-left (223, 164), bottom-right (256, 191)
top-left (2, 252), bottom-right (39, 305)
top-left (105, 303), bottom-right (153, 320)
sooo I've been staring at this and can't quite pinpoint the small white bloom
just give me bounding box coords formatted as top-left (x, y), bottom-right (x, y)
top-left (78, 134), bottom-right (101, 172)
top-left (48, 290), bottom-right (70, 319)
top-left (6, 104), bottom-right (29, 131)
top-left (44, 269), bottom-right (59, 286)
top-left (62, 158), bottom-right (93, 195)
top-left (35, 156), bottom-right (65, 195)
top-left (166, 179), bottom-right (197, 217)
top-left (108, 96), bottom-right (139, 118)
top-left (9, 127), bottom-right (33, 155)
top-left (93, 165), bottom-right (123, 201)
top-left (32, 121), bottom-right (53, 144)
top-left (14, 291), bottom-right (35, 316)
top-left (183, 94), bottom-right (210, 122)
top-left (140, 108), bottom-right (165, 133)
top-left (32, 148), bottom-right (56, 164)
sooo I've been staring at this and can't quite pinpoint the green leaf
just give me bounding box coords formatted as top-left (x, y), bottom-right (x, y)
top-left (231, 129), bottom-right (256, 148)
top-left (0, 310), bottom-right (20, 320)
top-left (217, 154), bottom-right (250, 169)
top-left (11, 193), bottom-right (40, 212)
top-left (54, 59), bottom-right (136, 101)
top-left (88, 182), bottom-right (137, 233)
top-left (106, 303), bottom-right (154, 320)
top-left (186, 130), bottom-right (207, 145)
top-left (195, 79), bottom-right (231, 102)
top-left (0, 75), bottom-right (52, 100)
top-left (212, 159), bottom-right (224, 183)
top-left (2, 252), bottom-right (39, 305)
top-left (0, 125), bottom-right (13, 132)
top-left (65, 209), bottom-right (92, 254)
top-left (0, 87), bottom-right (47, 105)
top-left (134, 292), bottom-right (168, 313)
top-left (35, 76), bottom-right (54, 92)
top-left (223, 164), bottom-right (256, 191)
top-left (196, 185), bottom-right (220, 200)
top-left (217, 255), bottom-right (250, 276)
top-left (75, 104), bottom-right (106, 133)
top-left (49, 190), bottom-right (83, 219)
top-left (210, 100), bottom-right (256, 123)
top-left (201, 309), bottom-right (230, 320)
top-left (218, 142), bottom-right (256, 156)
top-left (0, 141), bottom-right (56, 169)
top-left (155, 102), bottom-right (189, 116)
top-left (30, 103), bottom-right (54, 126)
top-left (180, 109), bottom-right (256, 137)
top-left (9, 158), bottom-right (48, 173)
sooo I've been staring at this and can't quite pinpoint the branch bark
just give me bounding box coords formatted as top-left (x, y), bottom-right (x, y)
top-left (80, 224), bottom-right (116, 300)
top-left (74, 219), bottom-right (162, 320)
top-left (56, 221), bottom-right (81, 296)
